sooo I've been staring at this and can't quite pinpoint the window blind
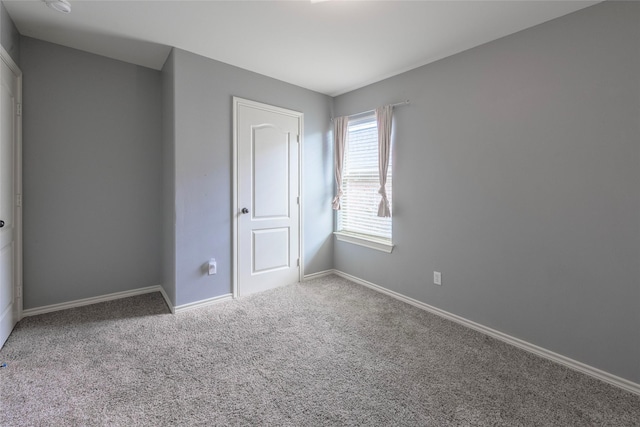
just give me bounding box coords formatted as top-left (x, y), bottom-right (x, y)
top-left (338, 115), bottom-right (392, 240)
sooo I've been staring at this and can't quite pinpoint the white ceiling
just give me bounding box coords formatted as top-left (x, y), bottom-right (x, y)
top-left (4, 0), bottom-right (600, 96)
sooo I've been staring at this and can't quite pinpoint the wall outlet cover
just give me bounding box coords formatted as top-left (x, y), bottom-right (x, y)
top-left (434, 271), bottom-right (442, 286)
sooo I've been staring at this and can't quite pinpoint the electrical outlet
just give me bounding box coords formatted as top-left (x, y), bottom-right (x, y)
top-left (433, 271), bottom-right (442, 286)
top-left (208, 258), bottom-right (217, 275)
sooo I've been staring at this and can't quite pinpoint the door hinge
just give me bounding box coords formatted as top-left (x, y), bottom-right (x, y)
top-left (296, 196), bottom-right (299, 205)
top-left (16, 194), bottom-right (22, 207)
top-left (16, 103), bottom-right (22, 117)
top-left (16, 287), bottom-right (22, 298)
top-left (296, 134), bottom-right (300, 143)
top-left (296, 258), bottom-right (300, 267)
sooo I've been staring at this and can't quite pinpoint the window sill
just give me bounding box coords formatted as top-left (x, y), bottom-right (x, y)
top-left (334, 231), bottom-right (394, 253)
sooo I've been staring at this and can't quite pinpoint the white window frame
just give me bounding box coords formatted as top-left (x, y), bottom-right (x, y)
top-left (334, 113), bottom-right (394, 253)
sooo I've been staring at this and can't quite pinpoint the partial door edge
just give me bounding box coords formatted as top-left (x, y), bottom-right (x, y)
top-left (1, 45), bottom-right (23, 323)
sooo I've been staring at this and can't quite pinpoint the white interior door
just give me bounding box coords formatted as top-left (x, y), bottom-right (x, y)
top-left (234, 98), bottom-right (302, 297)
top-left (0, 49), bottom-right (21, 348)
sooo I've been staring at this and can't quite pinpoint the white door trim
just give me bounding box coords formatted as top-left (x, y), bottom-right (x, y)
top-left (232, 97), bottom-right (303, 299)
top-left (1, 45), bottom-right (23, 322)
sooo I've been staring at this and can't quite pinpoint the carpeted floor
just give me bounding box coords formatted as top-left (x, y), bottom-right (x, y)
top-left (1, 274), bottom-right (639, 426)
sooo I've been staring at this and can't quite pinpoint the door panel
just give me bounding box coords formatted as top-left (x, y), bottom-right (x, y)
top-left (253, 228), bottom-right (290, 273)
top-left (252, 125), bottom-right (289, 219)
top-left (236, 99), bottom-right (301, 297)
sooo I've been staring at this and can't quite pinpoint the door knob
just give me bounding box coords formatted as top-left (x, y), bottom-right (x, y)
top-left (0, 220), bottom-right (4, 228)
top-left (241, 208), bottom-right (249, 214)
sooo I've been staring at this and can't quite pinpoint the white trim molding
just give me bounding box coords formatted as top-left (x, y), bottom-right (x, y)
top-left (21, 286), bottom-right (233, 317)
top-left (158, 286), bottom-right (175, 314)
top-left (22, 286), bottom-right (165, 317)
top-left (303, 270), bottom-right (336, 281)
top-left (174, 293), bottom-right (233, 313)
top-left (327, 270), bottom-right (640, 396)
top-left (334, 231), bottom-right (394, 253)
top-left (1, 45), bottom-right (24, 326)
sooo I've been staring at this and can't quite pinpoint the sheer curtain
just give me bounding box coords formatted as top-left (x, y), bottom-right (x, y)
top-left (332, 116), bottom-right (348, 210)
top-left (376, 105), bottom-right (393, 217)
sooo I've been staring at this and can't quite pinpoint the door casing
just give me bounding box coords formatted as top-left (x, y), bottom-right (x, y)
top-left (232, 97), bottom-right (304, 298)
top-left (0, 45), bottom-right (23, 344)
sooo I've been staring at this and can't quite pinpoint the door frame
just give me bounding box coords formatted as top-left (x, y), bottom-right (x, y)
top-left (232, 97), bottom-right (304, 298)
top-left (1, 45), bottom-right (23, 322)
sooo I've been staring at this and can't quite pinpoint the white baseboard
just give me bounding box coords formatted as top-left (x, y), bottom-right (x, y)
top-left (303, 269), bottom-right (336, 281)
top-left (158, 286), bottom-right (175, 314)
top-left (330, 270), bottom-right (640, 396)
top-left (174, 293), bottom-right (233, 313)
top-left (22, 285), bottom-right (165, 317)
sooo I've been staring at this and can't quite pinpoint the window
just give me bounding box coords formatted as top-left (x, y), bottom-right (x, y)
top-left (336, 114), bottom-right (393, 252)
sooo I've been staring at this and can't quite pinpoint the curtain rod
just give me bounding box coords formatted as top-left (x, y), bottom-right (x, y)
top-left (331, 100), bottom-right (410, 122)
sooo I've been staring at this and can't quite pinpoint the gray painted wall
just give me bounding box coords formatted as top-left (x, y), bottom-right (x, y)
top-left (171, 48), bottom-right (333, 306)
top-left (333, 1), bottom-right (640, 383)
top-left (161, 50), bottom-right (176, 307)
top-left (1, 2), bottom-right (20, 65)
top-left (21, 37), bottom-right (163, 309)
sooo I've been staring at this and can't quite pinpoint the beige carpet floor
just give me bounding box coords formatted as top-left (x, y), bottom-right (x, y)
top-left (1, 274), bottom-right (639, 426)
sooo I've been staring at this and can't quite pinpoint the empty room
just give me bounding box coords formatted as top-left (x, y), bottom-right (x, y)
top-left (1, 0), bottom-right (639, 425)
